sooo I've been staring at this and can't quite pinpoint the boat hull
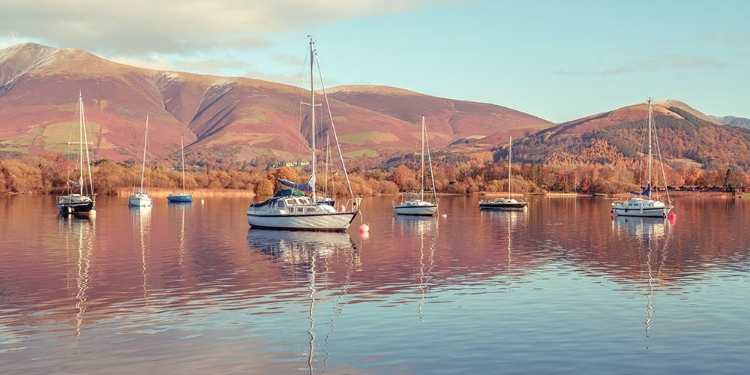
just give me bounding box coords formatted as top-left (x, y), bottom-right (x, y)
top-left (168, 194), bottom-right (193, 203)
top-left (129, 194), bottom-right (152, 207)
top-left (479, 202), bottom-right (528, 211)
top-left (246, 210), bottom-right (358, 231)
top-left (611, 198), bottom-right (671, 218)
top-left (393, 204), bottom-right (437, 216)
top-left (611, 206), bottom-right (671, 218)
top-left (57, 195), bottom-right (95, 214)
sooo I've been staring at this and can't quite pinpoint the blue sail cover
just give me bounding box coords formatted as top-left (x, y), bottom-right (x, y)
top-left (278, 175), bottom-right (315, 192)
top-left (631, 183), bottom-right (651, 196)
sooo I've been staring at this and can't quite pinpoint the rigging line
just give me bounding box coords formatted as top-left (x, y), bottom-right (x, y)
top-left (651, 113), bottom-right (672, 204)
top-left (80, 93), bottom-right (94, 197)
top-left (295, 48), bottom-right (309, 167)
top-left (65, 93), bottom-right (80, 194)
top-left (424, 117), bottom-right (438, 205)
top-left (314, 49), bottom-right (356, 206)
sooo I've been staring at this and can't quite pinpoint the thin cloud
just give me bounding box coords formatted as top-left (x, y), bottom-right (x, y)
top-left (273, 54), bottom-right (306, 66)
top-left (170, 58), bottom-right (255, 77)
top-left (0, 0), bottom-right (446, 55)
top-left (557, 54), bottom-right (730, 76)
top-left (108, 55), bottom-right (172, 71)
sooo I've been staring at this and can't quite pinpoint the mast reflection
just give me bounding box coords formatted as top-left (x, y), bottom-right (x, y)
top-left (612, 216), bottom-right (672, 338)
top-left (131, 206), bottom-right (152, 305)
top-left (246, 229), bottom-right (356, 374)
top-left (393, 216), bottom-right (438, 322)
top-left (59, 214), bottom-right (96, 337)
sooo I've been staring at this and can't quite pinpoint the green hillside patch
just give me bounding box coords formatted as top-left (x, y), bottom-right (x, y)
top-left (339, 131), bottom-right (399, 145)
top-left (344, 149), bottom-right (379, 157)
top-left (41, 122), bottom-right (102, 154)
top-left (206, 132), bottom-right (274, 147)
top-left (464, 135), bottom-right (486, 141)
top-left (669, 158), bottom-right (702, 169)
top-left (237, 107), bottom-right (268, 123)
top-left (331, 115), bottom-right (350, 124)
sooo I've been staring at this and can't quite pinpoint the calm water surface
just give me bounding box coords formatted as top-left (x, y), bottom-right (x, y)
top-left (0, 195), bottom-right (748, 374)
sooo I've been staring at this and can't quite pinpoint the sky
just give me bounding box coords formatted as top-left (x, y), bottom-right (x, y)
top-left (1, 0), bottom-right (748, 123)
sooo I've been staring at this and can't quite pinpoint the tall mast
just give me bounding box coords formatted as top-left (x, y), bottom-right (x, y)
top-left (647, 99), bottom-right (652, 200)
top-left (180, 138), bottom-right (185, 191)
top-left (325, 133), bottom-right (330, 198)
top-left (309, 37), bottom-right (317, 202)
top-left (78, 91), bottom-right (85, 191)
top-left (140, 115), bottom-right (149, 191)
top-left (508, 136), bottom-right (512, 199)
top-left (421, 116), bottom-right (425, 201)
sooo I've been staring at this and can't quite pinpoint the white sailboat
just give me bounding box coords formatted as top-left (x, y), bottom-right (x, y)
top-left (246, 37), bottom-right (359, 231)
top-left (57, 91), bottom-right (96, 215)
top-left (129, 116), bottom-right (153, 207)
top-left (393, 116), bottom-right (438, 216)
top-left (479, 136), bottom-right (528, 210)
top-left (168, 138), bottom-right (192, 203)
top-left (612, 99), bottom-right (673, 218)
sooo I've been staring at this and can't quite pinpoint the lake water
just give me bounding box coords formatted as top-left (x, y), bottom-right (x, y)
top-left (1, 194), bottom-right (748, 374)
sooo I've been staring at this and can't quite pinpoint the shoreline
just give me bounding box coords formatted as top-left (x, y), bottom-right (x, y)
top-left (4, 190), bottom-right (743, 200)
top-left (114, 187), bottom-right (256, 198)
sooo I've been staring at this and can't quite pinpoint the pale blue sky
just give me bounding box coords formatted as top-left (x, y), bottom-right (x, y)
top-left (1, 0), bottom-right (748, 123)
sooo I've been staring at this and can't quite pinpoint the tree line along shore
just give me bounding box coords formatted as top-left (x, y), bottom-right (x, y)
top-left (1, 154), bottom-right (747, 198)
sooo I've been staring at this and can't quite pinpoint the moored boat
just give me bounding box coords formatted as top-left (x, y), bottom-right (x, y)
top-left (246, 37), bottom-right (359, 231)
top-left (394, 116), bottom-right (438, 216)
top-left (479, 137), bottom-right (528, 211)
top-left (612, 99), bottom-right (673, 218)
top-left (58, 91), bottom-right (96, 215)
top-left (129, 116), bottom-right (152, 207)
top-left (168, 138), bottom-right (193, 204)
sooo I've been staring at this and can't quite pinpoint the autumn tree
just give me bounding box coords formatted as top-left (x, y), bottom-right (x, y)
top-left (255, 179), bottom-right (274, 196)
top-left (390, 165), bottom-right (415, 191)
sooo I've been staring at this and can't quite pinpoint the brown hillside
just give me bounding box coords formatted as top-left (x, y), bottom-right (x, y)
top-left (1, 43), bottom-right (552, 164)
top-left (327, 85), bottom-right (552, 148)
top-left (508, 101), bottom-right (750, 172)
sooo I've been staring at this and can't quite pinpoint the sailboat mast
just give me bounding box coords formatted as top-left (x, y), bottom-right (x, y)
top-left (508, 136), bottom-right (512, 199)
top-left (421, 116), bottom-right (425, 201)
top-left (180, 138), bottom-right (185, 191)
top-left (325, 133), bottom-right (329, 198)
top-left (78, 92), bottom-right (85, 191)
top-left (310, 37), bottom-right (317, 202)
top-left (647, 99), bottom-right (653, 200)
top-left (140, 116), bottom-right (149, 191)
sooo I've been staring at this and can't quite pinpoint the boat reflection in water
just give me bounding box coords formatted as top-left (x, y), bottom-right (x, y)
top-left (130, 206), bottom-right (152, 306)
top-left (480, 208), bottom-right (528, 285)
top-left (392, 215), bottom-right (438, 322)
top-left (58, 214), bottom-right (96, 337)
top-left (246, 229), bottom-right (357, 373)
top-left (611, 215), bottom-right (672, 338)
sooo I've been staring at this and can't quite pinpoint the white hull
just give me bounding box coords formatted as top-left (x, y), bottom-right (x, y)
top-left (612, 99), bottom-right (674, 219)
top-left (393, 203), bottom-right (437, 216)
top-left (246, 210), bottom-right (358, 231)
top-left (612, 198), bottom-right (671, 218)
top-left (129, 193), bottom-right (152, 207)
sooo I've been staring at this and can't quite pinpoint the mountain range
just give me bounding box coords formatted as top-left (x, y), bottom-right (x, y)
top-left (1, 42), bottom-right (748, 171)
